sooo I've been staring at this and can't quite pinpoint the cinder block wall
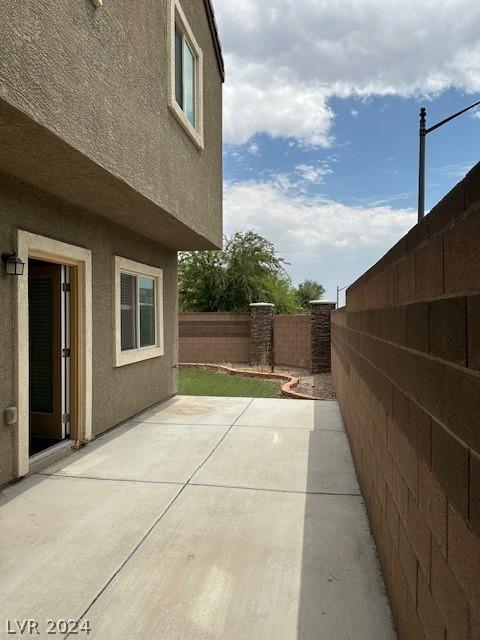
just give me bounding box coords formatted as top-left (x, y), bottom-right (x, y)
top-left (179, 313), bottom-right (251, 363)
top-left (179, 312), bottom-right (313, 369)
top-left (332, 163), bottom-right (480, 639)
top-left (273, 315), bottom-right (311, 369)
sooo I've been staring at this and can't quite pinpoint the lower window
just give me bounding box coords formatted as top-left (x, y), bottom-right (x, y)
top-left (115, 257), bottom-right (164, 366)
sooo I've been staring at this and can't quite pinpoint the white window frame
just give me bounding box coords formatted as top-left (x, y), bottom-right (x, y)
top-left (169, 0), bottom-right (204, 149)
top-left (114, 257), bottom-right (164, 367)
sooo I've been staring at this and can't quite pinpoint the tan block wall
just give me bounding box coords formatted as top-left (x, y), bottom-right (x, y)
top-left (179, 313), bottom-right (251, 363)
top-left (273, 315), bottom-right (311, 369)
top-left (179, 312), bottom-right (313, 369)
top-left (332, 163), bottom-right (480, 640)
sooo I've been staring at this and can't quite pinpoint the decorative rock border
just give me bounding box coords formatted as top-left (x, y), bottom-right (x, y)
top-left (178, 362), bottom-right (316, 400)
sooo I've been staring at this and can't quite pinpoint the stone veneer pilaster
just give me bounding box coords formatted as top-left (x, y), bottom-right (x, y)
top-left (249, 303), bottom-right (274, 367)
top-left (310, 300), bottom-right (336, 373)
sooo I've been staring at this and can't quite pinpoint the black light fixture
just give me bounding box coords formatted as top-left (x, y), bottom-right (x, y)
top-left (1, 252), bottom-right (25, 276)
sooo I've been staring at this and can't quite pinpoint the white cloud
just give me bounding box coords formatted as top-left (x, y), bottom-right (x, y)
top-left (223, 178), bottom-right (416, 297)
top-left (295, 163), bottom-right (332, 184)
top-left (350, 109), bottom-right (359, 118)
top-left (215, 0), bottom-right (480, 145)
top-left (223, 79), bottom-right (334, 146)
top-left (248, 142), bottom-right (260, 155)
top-left (431, 161), bottom-right (475, 180)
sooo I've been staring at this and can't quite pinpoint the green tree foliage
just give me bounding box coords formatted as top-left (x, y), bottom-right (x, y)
top-left (295, 279), bottom-right (326, 310)
top-left (178, 250), bottom-right (225, 312)
top-left (179, 231), bottom-right (305, 313)
top-left (263, 276), bottom-right (302, 314)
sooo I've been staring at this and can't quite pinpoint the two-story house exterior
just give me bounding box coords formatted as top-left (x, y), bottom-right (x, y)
top-left (0, 0), bottom-right (224, 484)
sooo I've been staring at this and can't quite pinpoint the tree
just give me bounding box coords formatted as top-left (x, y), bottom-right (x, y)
top-left (263, 276), bottom-right (302, 314)
top-left (178, 251), bottom-right (225, 312)
top-left (295, 279), bottom-right (326, 310)
top-left (178, 230), bottom-right (300, 312)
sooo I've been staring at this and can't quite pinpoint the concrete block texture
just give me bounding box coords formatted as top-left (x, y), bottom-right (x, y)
top-left (273, 314), bottom-right (311, 369)
top-left (179, 307), bottom-right (331, 373)
top-left (331, 163), bottom-right (480, 640)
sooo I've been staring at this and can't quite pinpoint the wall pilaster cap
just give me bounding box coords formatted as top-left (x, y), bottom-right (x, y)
top-left (249, 302), bottom-right (275, 307)
top-left (309, 300), bottom-right (336, 306)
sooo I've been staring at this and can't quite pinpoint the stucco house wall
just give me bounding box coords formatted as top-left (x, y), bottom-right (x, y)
top-left (0, 0), bottom-right (223, 249)
top-left (0, 0), bottom-right (223, 484)
top-left (0, 172), bottom-right (179, 485)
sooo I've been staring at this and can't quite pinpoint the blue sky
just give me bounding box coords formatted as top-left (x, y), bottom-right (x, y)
top-left (214, 1), bottom-right (480, 303)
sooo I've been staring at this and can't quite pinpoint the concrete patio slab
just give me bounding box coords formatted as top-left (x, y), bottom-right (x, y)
top-left (0, 475), bottom-right (179, 638)
top-left (192, 427), bottom-right (359, 494)
top-left (83, 485), bottom-right (395, 640)
top-left (137, 395), bottom-right (252, 426)
top-left (235, 398), bottom-right (343, 430)
top-left (44, 421), bottom-right (227, 483)
top-left (0, 396), bottom-right (395, 640)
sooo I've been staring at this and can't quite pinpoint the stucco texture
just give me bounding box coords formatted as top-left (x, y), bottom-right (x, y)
top-left (0, 172), bottom-right (178, 486)
top-left (0, 0), bottom-right (223, 249)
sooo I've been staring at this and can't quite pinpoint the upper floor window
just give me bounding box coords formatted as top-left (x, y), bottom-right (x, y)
top-left (169, 0), bottom-right (204, 148)
top-left (175, 24), bottom-right (196, 128)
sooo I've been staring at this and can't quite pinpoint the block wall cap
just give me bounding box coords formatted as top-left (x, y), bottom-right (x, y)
top-left (310, 300), bottom-right (336, 305)
top-left (249, 302), bottom-right (275, 307)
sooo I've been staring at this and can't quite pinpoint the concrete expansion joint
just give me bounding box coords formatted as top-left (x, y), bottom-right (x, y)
top-left (189, 482), bottom-right (362, 497)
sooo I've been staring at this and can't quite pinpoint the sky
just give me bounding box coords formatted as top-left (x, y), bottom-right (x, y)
top-left (213, 0), bottom-right (480, 303)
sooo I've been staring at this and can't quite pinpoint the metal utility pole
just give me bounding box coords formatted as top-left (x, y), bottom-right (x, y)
top-left (417, 100), bottom-right (480, 223)
top-left (336, 284), bottom-right (349, 307)
top-left (418, 107), bottom-right (426, 223)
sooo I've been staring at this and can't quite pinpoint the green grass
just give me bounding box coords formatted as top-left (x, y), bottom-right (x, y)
top-left (178, 368), bottom-right (281, 398)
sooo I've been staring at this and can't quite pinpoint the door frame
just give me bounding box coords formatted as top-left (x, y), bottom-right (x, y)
top-left (16, 230), bottom-right (93, 477)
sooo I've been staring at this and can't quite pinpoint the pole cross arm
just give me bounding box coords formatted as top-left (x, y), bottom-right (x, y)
top-left (426, 100), bottom-right (480, 134)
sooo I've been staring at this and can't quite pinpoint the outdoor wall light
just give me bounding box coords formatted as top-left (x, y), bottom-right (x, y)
top-left (1, 252), bottom-right (25, 276)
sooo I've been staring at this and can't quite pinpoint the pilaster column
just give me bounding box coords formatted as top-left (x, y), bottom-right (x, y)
top-left (310, 300), bottom-right (336, 373)
top-left (249, 303), bottom-right (274, 367)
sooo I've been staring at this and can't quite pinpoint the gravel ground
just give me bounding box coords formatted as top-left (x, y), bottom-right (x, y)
top-left (223, 363), bottom-right (336, 400)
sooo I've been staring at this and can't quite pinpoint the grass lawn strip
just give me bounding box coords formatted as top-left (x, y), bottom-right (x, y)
top-left (179, 367), bottom-right (281, 398)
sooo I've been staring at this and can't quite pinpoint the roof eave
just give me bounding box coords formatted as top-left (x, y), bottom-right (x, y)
top-left (203, 0), bottom-right (225, 82)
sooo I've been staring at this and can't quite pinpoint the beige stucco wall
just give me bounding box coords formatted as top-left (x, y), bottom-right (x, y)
top-left (0, 172), bottom-right (178, 485)
top-left (0, 0), bottom-right (223, 249)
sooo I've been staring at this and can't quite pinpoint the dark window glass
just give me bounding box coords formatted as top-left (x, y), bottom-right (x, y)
top-left (175, 25), bottom-right (183, 108)
top-left (29, 278), bottom-right (53, 413)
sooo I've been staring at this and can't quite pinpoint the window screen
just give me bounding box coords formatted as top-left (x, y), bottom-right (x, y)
top-left (121, 273), bottom-right (137, 351)
top-left (139, 277), bottom-right (156, 348)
